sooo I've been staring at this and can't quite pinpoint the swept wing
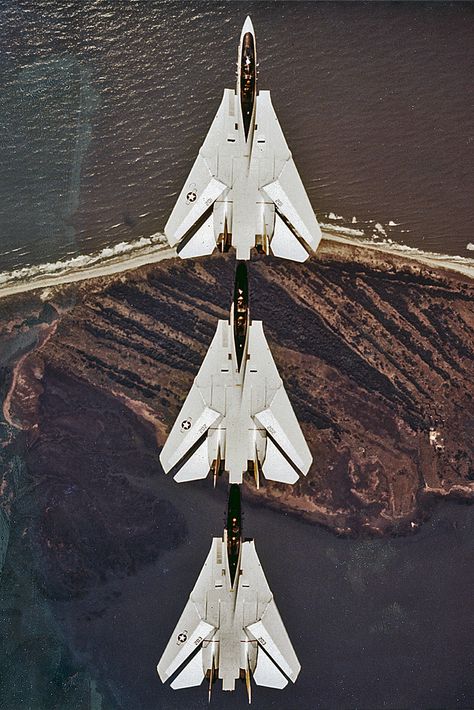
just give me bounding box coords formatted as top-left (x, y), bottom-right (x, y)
top-left (242, 541), bottom-right (301, 686)
top-left (164, 91), bottom-right (231, 251)
top-left (157, 542), bottom-right (217, 684)
top-left (248, 322), bottom-right (312, 481)
top-left (256, 90), bottom-right (322, 256)
top-left (158, 538), bottom-right (301, 692)
top-left (164, 88), bottom-right (321, 261)
top-left (159, 322), bottom-right (227, 476)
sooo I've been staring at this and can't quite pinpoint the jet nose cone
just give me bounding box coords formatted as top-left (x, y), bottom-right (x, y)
top-left (241, 15), bottom-right (255, 37)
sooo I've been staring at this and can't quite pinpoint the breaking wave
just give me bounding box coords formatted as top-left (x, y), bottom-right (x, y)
top-left (320, 223), bottom-right (365, 238)
top-left (344, 235), bottom-right (474, 270)
top-left (320, 212), bottom-right (474, 274)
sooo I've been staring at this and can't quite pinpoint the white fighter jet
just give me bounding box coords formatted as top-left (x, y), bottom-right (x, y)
top-left (157, 485), bottom-right (300, 699)
top-left (164, 16), bottom-right (322, 262)
top-left (159, 263), bottom-right (312, 486)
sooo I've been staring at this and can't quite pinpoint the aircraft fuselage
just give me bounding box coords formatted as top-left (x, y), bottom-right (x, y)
top-left (238, 19), bottom-right (257, 143)
top-left (232, 261), bottom-right (249, 371)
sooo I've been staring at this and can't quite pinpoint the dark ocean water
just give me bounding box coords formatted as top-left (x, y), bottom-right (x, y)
top-left (49, 487), bottom-right (474, 710)
top-left (0, 1), bottom-right (473, 273)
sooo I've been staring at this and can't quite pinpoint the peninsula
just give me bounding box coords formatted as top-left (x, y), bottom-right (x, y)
top-left (1, 237), bottom-right (473, 542)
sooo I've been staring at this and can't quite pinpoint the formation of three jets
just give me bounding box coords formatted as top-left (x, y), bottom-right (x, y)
top-left (157, 17), bottom-right (322, 700)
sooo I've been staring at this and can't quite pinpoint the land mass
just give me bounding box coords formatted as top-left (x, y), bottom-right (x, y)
top-left (1, 239), bottom-right (473, 547)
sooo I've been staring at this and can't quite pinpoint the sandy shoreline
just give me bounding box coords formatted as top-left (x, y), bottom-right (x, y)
top-left (0, 229), bottom-right (473, 301)
top-left (326, 232), bottom-right (474, 278)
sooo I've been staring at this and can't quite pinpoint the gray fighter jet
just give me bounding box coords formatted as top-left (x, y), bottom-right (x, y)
top-left (164, 16), bottom-right (322, 261)
top-left (157, 485), bottom-right (301, 699)
top-left (159, 263), bottom-right (312, 486)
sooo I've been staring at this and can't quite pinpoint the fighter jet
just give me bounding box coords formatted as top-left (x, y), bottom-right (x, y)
top-left (159, 263), bottom-right (312, 486)
top-left (157, 485), bottom-right (301, 699)
top-left (164, 16), bottom-right (322, 262)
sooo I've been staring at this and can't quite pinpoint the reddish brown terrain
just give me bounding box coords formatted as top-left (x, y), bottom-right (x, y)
top-left (1, 241), bottom-right (473, 542)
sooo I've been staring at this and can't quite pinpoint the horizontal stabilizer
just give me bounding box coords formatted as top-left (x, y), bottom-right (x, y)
top-left (252, 649), bottom-right (288, 689)
top-left (247, 601), bottom-right (301, 683)
top-left (160, 403), bottom-right (221, 473)
top-left (254, 388), bottom-right (312, 476)
top-left (262, 438), bottom-right (299, 484)
top-left (170, 648), bottom-right (205, 689)
top-left (165, 148), bottom-right (227, 246)
top-left (270, 213), bottom-right (309, 262)
top-left (262, 158), bottom-right (321, 252)
top-left (177, 213), bottom-right (216, 259)
top-left (157, 599), bottom-right (214, 681)
top-left (174, 438), bottom-right (210, 483)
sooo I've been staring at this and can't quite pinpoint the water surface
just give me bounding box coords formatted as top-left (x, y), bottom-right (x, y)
top-left (0, 1), bottom-right (473, 272)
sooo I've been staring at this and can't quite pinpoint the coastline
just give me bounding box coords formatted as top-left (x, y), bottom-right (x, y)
top-left (1, 227), bottom-right (473, 301)
top-left (322, 231), bottom-right (474, 279)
